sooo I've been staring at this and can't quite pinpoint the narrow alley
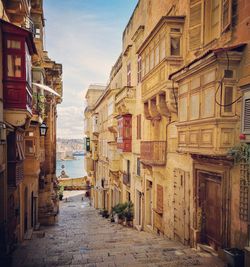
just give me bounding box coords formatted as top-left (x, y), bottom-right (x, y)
top-left (11, 191), bottom-right (224, 267)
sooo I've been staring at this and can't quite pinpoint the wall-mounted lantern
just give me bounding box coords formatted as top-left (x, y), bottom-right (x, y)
top-left (39, 122), bottom-right (48, 136)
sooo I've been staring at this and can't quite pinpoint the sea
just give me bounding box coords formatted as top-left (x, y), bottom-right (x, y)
top-left (56, 155), bottom-right (87, 178)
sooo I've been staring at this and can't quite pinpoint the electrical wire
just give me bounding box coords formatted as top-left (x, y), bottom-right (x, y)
top-left (215, 49), bottom-right (242, 108)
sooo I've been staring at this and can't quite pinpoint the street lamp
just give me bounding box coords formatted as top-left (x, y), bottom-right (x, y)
top-left (39, 122), bottom-right (48, 136)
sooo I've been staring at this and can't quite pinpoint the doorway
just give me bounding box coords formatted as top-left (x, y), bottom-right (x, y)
top-left (197, 172), bottom-right (222, 249)
top-left (146, 180), bottom-right (153, 227)
top-left (136, 190), bottom-right (142, 226)
top-left (24, 187), bottom-right (28, 233)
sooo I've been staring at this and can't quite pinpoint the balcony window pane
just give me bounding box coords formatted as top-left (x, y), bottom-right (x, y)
top-left (190, 93), bottom-right (199, 120)
top-left (149, 49), bottom-right (154, 70)
top-left (155, 44), bottom-right (159, 65)
top-left (203, 87), bottom-right (215, 117)
top-left (7, 40), bottom-right (21, 49)
top-left (7, 55), bottom-right (22, 77)
top-left (224, 86), bottom-right (233, 112)
top-left (25, 140), bottom-right (35, 155)
top-left (179, 97), bottom-right (187, 121)
top-left (160, 37), bottom-right (166, 61)
top-left (170, 37), bottom-right (180, 56)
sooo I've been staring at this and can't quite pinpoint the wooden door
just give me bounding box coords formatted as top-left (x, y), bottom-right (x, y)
top-left (198, 173), bottom-right (222, 249)
top-left (174, 170), bottom-right (185, 243)
top-left (173, 170), bottom-right (190, 245)
top-left (204, 176), bottom-right (222, 248)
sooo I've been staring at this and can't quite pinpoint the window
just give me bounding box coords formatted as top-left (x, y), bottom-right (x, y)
top-left (204, 0), bottom-right (220, 44)
top-left (7, 55), bottom-right (22, 77)
top-left (189, 0), bottom-right (202, 50)
top-left (127, 62), bottom-right (131, 86)
top-left (137, 56), bottom-right (142, 83)
top-left (7, 40), bottom-right (21, 49)
top-left (202, 87), bottom-right (215, 118)
top-left (179, 97), bottom-right (188, 122)
top-left (25, 139), bottom-right (35, 155)
top-left (16, 133), bottom-right (25, 160)
top-left (160, 36), bottom-right (166, 61)
top-left (136, 158), bottom-right (141, 176)
top-left (223, 86), bottom-right (233, 113)
top-left (145, 53), bottom-right (149, 74)
top-left (170, 37), bottom-right (180, 56)
top-left (155, 43), bottom-right (159, 65)
top-left (149, 48), bottom-right (154, 70)
top-left (108, 98), bottom-right (114, 116)
top-left (190, 93), bottom-right (200, 120)
top-left (35, 28), bottom-right (41, 39)
top-left (222, 0), bottom-right (231, 31)
top-left (136, 114), bottom-right (141, 139)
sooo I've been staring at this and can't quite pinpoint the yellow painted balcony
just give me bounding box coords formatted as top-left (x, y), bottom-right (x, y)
top-left (140, 141), bottom-right (167, 166)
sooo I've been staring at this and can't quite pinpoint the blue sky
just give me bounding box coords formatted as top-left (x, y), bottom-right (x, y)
top-left (44, 0), bottom-right (138, 139)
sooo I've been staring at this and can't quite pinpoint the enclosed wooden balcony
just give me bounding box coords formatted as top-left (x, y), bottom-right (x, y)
top-left (8, 161), bottom-right (24, 187)
top-left (123, 172), bottom-right (130, 186)
top-left (140, 141), bottom-right (167, 165)
top-left (115, 86), bottom-right (136, 115)
top-left (4, 84), bottom-right (33, 113)
top-left (3, 0), bottom-right (30, 23)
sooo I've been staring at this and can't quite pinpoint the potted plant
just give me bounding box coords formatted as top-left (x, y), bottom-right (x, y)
top-left (58, 185), bottom-right (64, 201)
top-left (112, 203), bottom-right (126, 224)
top-left (123, 201), bottom-right (134, 226)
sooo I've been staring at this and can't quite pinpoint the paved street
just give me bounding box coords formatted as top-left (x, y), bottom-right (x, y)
top-left (11, 191), bottom-right (225, 267)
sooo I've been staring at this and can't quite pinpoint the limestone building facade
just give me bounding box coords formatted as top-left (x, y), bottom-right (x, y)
top-left (84, 0), bottom-right (250, 256)
top-left (0, 0), bottom-right (63, 262)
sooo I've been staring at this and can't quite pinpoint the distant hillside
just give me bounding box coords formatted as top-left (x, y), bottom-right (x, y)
top-left (57, 138), bottom-right (84, 152)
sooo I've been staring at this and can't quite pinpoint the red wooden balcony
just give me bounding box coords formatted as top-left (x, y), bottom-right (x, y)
top-left (140, 141), bottom-right (167, 165)
top-left (117, 114), bottom-right (132, 152)
top-left (123, 172), bottom-right (130, 186)
top-left (117, 138), bottom-right (132, 152)
top-left (8, 161), bottom-right (24, 187)
top-left (4, 83), bottom-right (32, 113)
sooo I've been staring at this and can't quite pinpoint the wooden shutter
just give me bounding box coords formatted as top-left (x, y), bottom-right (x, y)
top-left (137, 114), bottom-right (141, 139)
top-left (157, 184), bottom-right (163, 214)
top-left (243, 95), bottom-right (250, 134)
top-left (189, 0), bottom-right (202, 50)
top-left (222, 0), bottom-right (231, 32)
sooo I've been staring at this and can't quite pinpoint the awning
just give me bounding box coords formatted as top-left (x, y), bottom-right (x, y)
top-left (33, 83), bottom-right (61, 97)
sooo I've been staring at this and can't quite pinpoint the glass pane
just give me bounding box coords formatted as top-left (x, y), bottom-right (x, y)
top-left (190, 93), bottom-right (199, 120)
top-left (203, 87), bottom-right (215, 117)
top-left (7, 55), bottom-right (22, 77)
top-left (179, 83), bottom-right (188, 95)
top-left (160, 37), bottom-right (166, 61)
top-left (224, 86), bottom-right (233, 112)
top-left (25, 140), bottom-right (34, 154)
top-left (7, 40), bottom-right (21, 49)
top-left (155, 44), bottom-right (159, 65)
top-left (170, 37), bottom-right (180, 56)
top-left (179, 97), bottom-right (187, 121)
top-left (149, 50), bottom-right (154, 70)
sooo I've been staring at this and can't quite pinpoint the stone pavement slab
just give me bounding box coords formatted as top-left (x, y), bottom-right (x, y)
top-left (11, 191), bottom-right (225, 267)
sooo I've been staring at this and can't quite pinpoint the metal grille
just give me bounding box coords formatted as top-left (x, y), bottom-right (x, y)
top-left (239, 161), bottom-right (250, 221)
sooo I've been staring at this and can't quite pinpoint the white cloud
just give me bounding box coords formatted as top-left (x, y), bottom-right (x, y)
top-left (44, 1), bottom-right (135, 139)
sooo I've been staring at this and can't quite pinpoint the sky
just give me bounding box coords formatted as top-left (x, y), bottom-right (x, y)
top-left (43, 0), bottom-right (138, 139)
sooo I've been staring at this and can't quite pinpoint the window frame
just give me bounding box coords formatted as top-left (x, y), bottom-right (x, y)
top-left (4, 34), bottom-right (26, 81)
